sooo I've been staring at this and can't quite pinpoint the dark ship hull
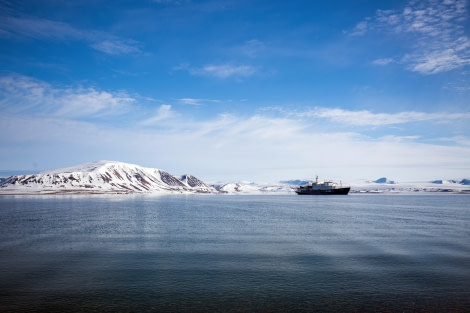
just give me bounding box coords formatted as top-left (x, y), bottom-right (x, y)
top-left (295, 187), bottom-right (350, 195)
top-left (294, 176), bottom-right (350, 195)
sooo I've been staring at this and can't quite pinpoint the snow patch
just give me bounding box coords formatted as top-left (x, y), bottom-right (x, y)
top-left (0, 161), bottom-right (218, 195)
top-left (2, 162), bottom-right (469, 195)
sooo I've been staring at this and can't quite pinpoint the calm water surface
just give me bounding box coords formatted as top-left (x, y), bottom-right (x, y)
top-left (0, 194), bottom-right (469, 312)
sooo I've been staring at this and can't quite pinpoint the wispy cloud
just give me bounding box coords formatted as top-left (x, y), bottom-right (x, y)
top-left (176, 63), bottom-right (256, 78)
top-left (301, 107), bottom-right (470, 126)
top-left (4, 74), bottom-right (469, 129)
top-left (350, 21), bottom-right (369, 36)
top-left (0, 74), bottom-right (135, 118)
top-left (2, 105), bottom-right (469, 181)
top-left (140, 104), bottom-right (176, 125)
top-left (0, 16), bottom-right (141, 55)
top-left (179, 98), bottom-right (203, 105)
top-left (1, 75), bottom-right (469, 181)
top-left (403, 40), bottom-right (470, 74)
top-left (90, 39), bottom-right (141, 55)
top-left (442, 135), bottom-right (470, 146)
top-left (200, 64), bottom-right (255, 78)
top-left (152, 0), bottom-right (188, 3)
top-left (178, 98), bottom-right (221, 105)
top-left (351, 0), bottom-right (470, 74)
top-left (235, 39), bottom-right (265, 58)
top-left (192, 113), bottom-right (305, 140)
top-left (372, 58), bottom-right (394, 66)
top-left (55, 89), bottom-right (134, 118)
top-left (0, 16), bottom-right (81, 40)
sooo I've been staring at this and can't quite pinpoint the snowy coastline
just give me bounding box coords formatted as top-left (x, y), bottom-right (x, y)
top-left (213, 180), bottom-right (470, 195)
top-left (1, 161), bottom-right (469, 195)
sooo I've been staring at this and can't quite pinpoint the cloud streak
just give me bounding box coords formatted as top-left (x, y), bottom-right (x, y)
top-left (140, 104), bottom-right (177, 125)
top-left (0, 75), bottom-right (135, 118)
top-left (90, 39), bottom-right (141, 55)
top-left (176, 63), bottom-right (256, 78)
top-left (352, 0), bottom-right (470, 74)
top-left (303, 108), bottom-right (470, 126)
top-left (372, 58), bottom-right (394, 66)
top-left (234, 39), bottom-right (265, 58)
top-left (0, 16), bottom-right (141, 55)
top-left (178, 98), bottom-right (221, 105)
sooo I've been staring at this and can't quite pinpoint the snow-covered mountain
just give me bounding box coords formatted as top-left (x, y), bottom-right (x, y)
top-left (0, 161), bottom-right (217, 195)
top-left (214, 178), bottom-right (470, 194)
top-left (430, 179), bottom-right (470, 185)
top-left (1, 163), bottom-right (469, 195)
top-left (215, 182), bottom-right (293, 194)
top-left (346, 178), bottom-right (470, 194)
top-left (373, 177), bottom-right (395, 184)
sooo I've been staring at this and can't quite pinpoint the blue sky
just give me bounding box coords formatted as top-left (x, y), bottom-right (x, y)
top-left (1, 0), bottom-right (469, 182)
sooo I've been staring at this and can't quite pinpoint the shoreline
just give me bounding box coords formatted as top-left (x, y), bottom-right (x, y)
top-left (1, 188), bottom-right (470, 196)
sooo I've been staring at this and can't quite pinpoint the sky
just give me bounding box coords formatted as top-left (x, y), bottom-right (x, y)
top-left (1, 0), bottom-right (470, 182)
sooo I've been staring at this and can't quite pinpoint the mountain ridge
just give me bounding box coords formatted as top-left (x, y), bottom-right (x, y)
top-left (0, 161), bottom-right (217, 195)
top-left (1, 162), bottom-right (469, 195)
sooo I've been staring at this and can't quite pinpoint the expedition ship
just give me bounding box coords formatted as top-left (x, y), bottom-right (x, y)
top-left (294, 176), bottom-right (350, 195)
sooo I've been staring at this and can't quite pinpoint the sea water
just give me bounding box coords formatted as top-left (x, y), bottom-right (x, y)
top-left (0, 194), bottom-right (469, 312)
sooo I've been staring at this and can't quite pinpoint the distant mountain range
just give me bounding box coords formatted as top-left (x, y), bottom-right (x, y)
top-left (431, 179), bottom-right (470, 185)
top-left (0, 161), bottom-right (217, 195)
top-left (216, 178), bottom-right (470, 194)
top-left (372, 177), bottom-right (395, 184)
top-left (1, 162), bottom-right (469, 195)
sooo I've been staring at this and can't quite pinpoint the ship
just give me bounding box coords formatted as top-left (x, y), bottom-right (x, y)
top-left (294, 176), bottom-right (350, 195)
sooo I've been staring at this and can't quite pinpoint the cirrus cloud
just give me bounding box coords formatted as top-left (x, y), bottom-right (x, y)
top-left (0, 15), bottom-right (141, 56)
top-left (175, 63), bottom-right (256, 79)
top-left (140, 104), bottom-right (177, 126)
top-left (302, 107), bottom-right (470, 126)
top-left (351, 0), bottom-right (470, 74)
top-left (0, 74), bottom-right (135, 118)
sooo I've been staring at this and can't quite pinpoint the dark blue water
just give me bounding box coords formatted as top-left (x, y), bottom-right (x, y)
top-left (0, 194), bottom-right (469, 312)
